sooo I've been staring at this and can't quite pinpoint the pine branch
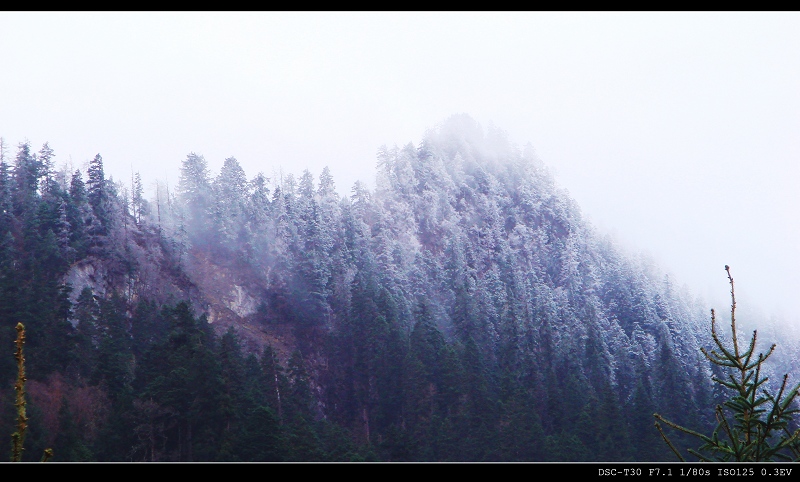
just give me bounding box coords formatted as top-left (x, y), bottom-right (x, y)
top-left (654, 420), bottom-right (685, 461)
top-left (725, 265), bottom-right (739, 359)
top-left (40, 449), bottom-right (53, 462)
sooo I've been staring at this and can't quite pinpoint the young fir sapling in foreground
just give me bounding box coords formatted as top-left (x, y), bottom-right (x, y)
top-left (9, 323), bottom-right (53, 462)
top-left (654, 266), bottom-right (800, 461)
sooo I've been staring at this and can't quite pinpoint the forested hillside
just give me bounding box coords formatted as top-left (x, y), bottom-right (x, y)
top-left (1, 115), bottom-right (729, 461)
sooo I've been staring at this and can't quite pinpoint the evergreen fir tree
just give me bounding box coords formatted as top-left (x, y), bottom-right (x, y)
top-left (86, 154), bottom-right (108, 230)
top-left (37, 143), bottom-right (56, 198)
top-left (655, 266), bottom-right (800, 461)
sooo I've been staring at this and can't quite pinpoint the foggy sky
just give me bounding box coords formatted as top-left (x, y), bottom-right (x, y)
top-left (1, 12), bottom-right (798, 324)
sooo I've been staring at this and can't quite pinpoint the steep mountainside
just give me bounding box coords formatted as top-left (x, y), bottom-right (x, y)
top-left (0, 116), bottom-right (732, 460)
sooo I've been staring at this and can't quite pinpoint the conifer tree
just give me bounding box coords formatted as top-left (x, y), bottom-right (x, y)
top-left (655, 266), bottom-right (800, 461)
top-left (13, 142), bottom-right (40, 204)
top-left (260, 345), bottom-right (286, 421)
top-left (37, 143), bottom-right (56, 197)
top-left (132, 171), bottom-right (145, 225)
top-left (87, 154), bottom-right (107, 227)
top-left (0, 156), bottom-right (12, 225)
top-left (67, 170), bottom-right (90, 258)
top-left (213, 156), bottom-right (248, 247)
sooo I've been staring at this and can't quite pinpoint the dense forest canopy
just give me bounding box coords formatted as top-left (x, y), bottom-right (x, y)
top-left (0, 115), bottom-right (792, 461)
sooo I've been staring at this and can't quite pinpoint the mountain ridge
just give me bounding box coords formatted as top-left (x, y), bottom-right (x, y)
top-left (0, 115), bottom-right (749, 460)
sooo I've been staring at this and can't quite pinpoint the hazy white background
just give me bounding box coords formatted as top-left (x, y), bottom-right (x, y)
top-left (1, 12), bottom-right (798, 325)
